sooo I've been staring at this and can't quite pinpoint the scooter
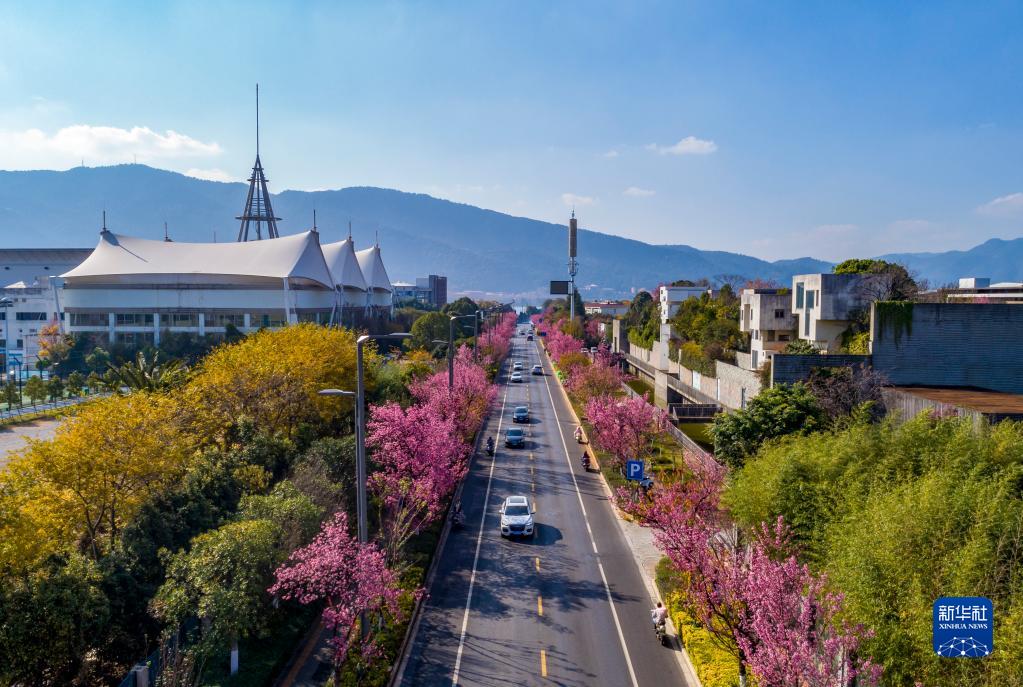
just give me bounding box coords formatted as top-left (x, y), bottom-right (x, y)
top-left (581, 453), bottom-right (591, 471)
top-left (450, 504), bottom-right (466, 530)
top-left (574, 427), bottom-right (585, 443)
top-left (654, 619), bottom-right (667, 646)
top-left (485, 437), bottom-right (495, 456)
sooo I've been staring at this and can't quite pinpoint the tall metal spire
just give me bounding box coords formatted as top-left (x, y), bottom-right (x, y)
top-left (236, 84), bottom-right (281, 241)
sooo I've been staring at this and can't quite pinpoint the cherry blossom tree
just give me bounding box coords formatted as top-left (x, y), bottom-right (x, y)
top-left (646, 472), bottom-right (880, 687)
top-left (584, 395), bottom-right (668, 470)
top-left (741, 521), bottom-right (881, 687)
top-left (410, 346), bottom-right (496, 442)
top-left (566, 356), bottom-right (625, 402)
top-left (268, 512), bottom-right (402, 682)
top-left (366, 401), bottom-right (468, 564)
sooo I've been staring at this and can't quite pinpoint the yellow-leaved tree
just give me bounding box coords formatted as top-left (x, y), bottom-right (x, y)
top-left (179, 324), bottom-right (370, 442)
top-left (0, 392), bottom-right (194, 566)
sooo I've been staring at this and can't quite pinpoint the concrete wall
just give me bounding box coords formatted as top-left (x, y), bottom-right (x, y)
top-left (715, 360), bottom-right (762, 410)
top-left (870, 302), bottom-right (1023, 394)
top-left (771, 354), bottom-right (873, 386)
top-left (880, 388), bottom-right (983, 425)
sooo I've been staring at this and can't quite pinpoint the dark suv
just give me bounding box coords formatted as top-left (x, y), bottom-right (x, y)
top-left (505, 427), bottom-right (526, 448)
top-left (513, 406), bottom-right (530, 423)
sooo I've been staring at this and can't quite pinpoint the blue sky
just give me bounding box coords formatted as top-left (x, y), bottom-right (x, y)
top-left (1, 1), bottom-right (1022, 261)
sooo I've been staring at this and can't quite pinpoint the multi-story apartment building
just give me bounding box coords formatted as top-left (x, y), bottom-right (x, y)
top-left (659, 284), bottom-right (711, 324)
top-left (790, 273), bottom-right (869, 352)
top-left (945, 277), bottom-right (1023, 304)
top-left (739, 288), bottom-right (797, 369)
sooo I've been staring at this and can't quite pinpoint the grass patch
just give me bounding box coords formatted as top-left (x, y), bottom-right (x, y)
top-left (625, 377), bottom-right (654, 399)
top-left (654, 557), bottom-right (740, 687)
top-left (676, 422), bottom-right (714, 452)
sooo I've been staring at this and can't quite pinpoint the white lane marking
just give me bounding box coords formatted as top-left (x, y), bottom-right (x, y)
top-left (536, 341), bottom-right (640, 687)
top-left (451, 381), bottom-right (511, 686)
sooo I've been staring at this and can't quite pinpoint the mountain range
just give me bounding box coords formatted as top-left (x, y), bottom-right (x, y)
top-left (0, 164), bottom-right (1018, 301)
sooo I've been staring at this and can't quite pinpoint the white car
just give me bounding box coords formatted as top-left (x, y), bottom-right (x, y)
top-left (500, 495), bottom-right (535, 537)
top-left (512, 361), bottom-right (524, 371)
top-left (510, 371), bottom-right (523, 383)
top-left (531, 364), bottom-right (543, 375)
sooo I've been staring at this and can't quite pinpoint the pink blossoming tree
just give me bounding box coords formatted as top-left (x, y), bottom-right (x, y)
top-left (269, 512), bottom-right (402, 682)
top-left (411, 346), bottom-right (496, 442)
top-left (366, 401), bottom-right (468, 563)
top-left (566, 355), bottom-right (625, 402)
top-left (584, 395), bottom-right (668, 470)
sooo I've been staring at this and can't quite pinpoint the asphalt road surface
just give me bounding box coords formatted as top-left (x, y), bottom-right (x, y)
top-left (396, 331), bottom-right (691, 686)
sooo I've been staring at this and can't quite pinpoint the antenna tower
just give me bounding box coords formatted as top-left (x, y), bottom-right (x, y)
top-left (236, 84), bottom-right (281, 241)
top-left (568, 210), bottom-right (578, 319)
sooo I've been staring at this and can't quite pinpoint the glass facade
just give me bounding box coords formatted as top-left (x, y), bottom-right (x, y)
top-left (115, 313), bottom-right (154, 326)
top-left (70, 313), bottom-right (109, 327)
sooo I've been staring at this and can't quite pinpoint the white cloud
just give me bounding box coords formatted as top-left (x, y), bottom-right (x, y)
top-left (647, 136), bottom-right (717, 156)
top-left (0, 124), bottom-right (222, 168)
top-left (601, 149), bottom-right (620, 159)
top-left (623, 186), bottom-right (655, 198)
top-left (184, 168), bottom-right (238, 183)
top-left (977, 192), bottom-right (1023, 217)
top-left (561, 193), bottom-right (594, 207)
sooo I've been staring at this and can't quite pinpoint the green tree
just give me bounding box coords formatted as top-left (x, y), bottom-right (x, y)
top-left (24, 375), bottom-right (46, 406)
top-left (151, 518), bottom-right (283, 677)
top-left (108, 351), bottom-right (188, 392)
top-left (0, 553), bottom-right (111, 685)
top-left (782, 339), bottom-right (818, 355)
top-left (66, 370), bottom-right (85, 397)
top-left (710, 383), bottom-right (824, 468)
top-left (85, 346), bottom-right (111, 372)
top-left (725, 415), bottom-right (1023, 686)
top-left (4, 379), bottom-right (19, 409)
top-left (409, 311), bottom-right (452, 352)
top-left (47, 375), bottom-right (64, 402)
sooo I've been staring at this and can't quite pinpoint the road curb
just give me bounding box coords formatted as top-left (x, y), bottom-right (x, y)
top-left (539, 343), bottom-right (704, 687)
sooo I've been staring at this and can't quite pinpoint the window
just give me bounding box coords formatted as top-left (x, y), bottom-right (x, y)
top-left (168, 312), bottom-right (198, 327)
top-left (70, 312), bottom-right (108, 327)
top-left (804, 316), bottom-right (810, 336)
top-left (117, 331), bottom-right (154, 346)
top-left (766, 331), bottom-right (775, 342)
top-left (15, 312), bottom-right (46, 321)
top-left (778, 334), bottom-right (790, 342)
top-left (795, 283), bottom-right (804, 308)
top-left (115, 313), bottom-right (153, 326)
top-left (806, 290), bottom-right (815, 309)
top-left (251, 311), bottom-right (287, 328)
top-left (16, 339), bottom-right (23, 349)
top-left (774, 309), bottom-right (785, 319)
top-left (205, 312), bottom-right (245, 328)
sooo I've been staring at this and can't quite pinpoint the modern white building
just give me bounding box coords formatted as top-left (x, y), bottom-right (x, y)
top-left (739, 288), bottom-right (797, 369)
top-left (584, 300), bottom-right (630, 317)
top-left (790, 273), bottom-right (868, 352)
top-left (659, 284), bottom-right (712, 324)
top-left (59, 229), bottom-right (393, 346)
top-left (945, 277), bottom-right (1023, 304)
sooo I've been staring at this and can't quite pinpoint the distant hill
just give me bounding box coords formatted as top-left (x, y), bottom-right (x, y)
top-left (880, 238), bottom-right (1023, 287)
top-left (0, 165), bottom-right (1016, 299)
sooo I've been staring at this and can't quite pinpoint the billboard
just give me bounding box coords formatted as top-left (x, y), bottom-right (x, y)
top-left (550, 280), bottom-right (570, 295)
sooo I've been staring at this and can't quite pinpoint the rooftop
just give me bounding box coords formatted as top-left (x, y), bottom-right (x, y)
top-left (895, 386), bottom-right (1023, 416)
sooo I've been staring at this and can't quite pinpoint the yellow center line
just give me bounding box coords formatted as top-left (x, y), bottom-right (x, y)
top-left (537, 595), bottom-right (543, 616)
top-left (540, 649), bottom-right (548, 677)
top-left (535, 556), bottom-right (540, 572)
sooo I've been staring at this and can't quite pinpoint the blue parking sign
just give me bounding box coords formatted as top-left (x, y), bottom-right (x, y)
top-left (625, 460), bottom-right (644, 481)
top-left (933, 597), bottom-right (993, 658)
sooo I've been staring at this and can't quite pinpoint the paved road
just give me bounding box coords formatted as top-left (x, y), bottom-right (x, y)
top-left (0, 417), bottom-right (62, 469)
top-left (396, 333), bottom-right (691, 686)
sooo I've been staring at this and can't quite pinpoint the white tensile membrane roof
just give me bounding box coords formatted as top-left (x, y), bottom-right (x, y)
top-left (321, 238), bottom-right (368, 291)
top-left (62, 230), bottom-right (336, 288)
top-left (355, 244), bottom-right (393, 292)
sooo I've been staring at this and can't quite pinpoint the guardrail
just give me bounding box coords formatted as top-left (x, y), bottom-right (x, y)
top-left (667, 402), bottom-right (719, 420)
top-left (0, 394), bottom-right (104, 422)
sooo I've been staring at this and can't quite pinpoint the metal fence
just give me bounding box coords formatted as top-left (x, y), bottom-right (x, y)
top-left (621, 383), bottom-right (718, 469)
top-left (0, 393), bottom-right (103, 421)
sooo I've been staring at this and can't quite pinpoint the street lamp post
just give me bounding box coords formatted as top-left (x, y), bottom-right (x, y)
top-left (0, 296), bottom-right (12, 380)
top-left (319, 331), bottom-right (409, 640)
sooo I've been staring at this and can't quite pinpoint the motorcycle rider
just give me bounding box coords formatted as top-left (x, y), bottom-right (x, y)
top-left (651, 602), bottom-right (667, 628)
top-left (451, 502), bottom-right (465, 528)
top-left (574, 426), bottom-right (584, 443)
top-left (581, 452), bottom-right (591, 471)
top-left (485, 436), bottom-right (495, 455)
